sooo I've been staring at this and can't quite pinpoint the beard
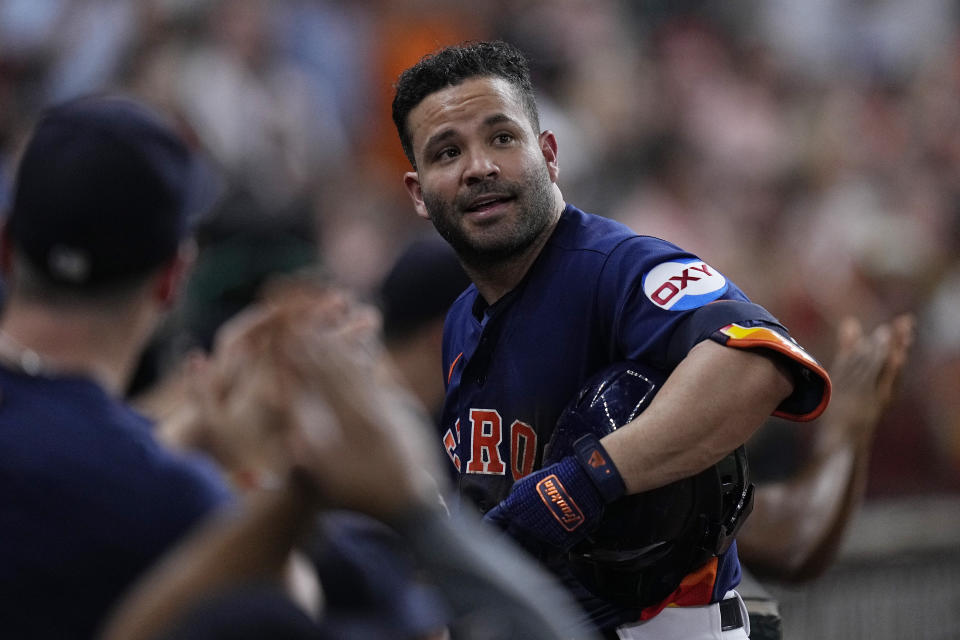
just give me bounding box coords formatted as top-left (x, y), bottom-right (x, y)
top-left (422, 160), bottom-right (557, 270)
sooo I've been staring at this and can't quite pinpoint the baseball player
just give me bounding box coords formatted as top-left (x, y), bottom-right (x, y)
top-left (392, 40), bottom-right (831, 639)
top-left (0, 95), bottom-right (234, 637)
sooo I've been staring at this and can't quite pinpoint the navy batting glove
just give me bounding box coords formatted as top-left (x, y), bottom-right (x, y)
top-left (483, 434), bottom-right (626, 554)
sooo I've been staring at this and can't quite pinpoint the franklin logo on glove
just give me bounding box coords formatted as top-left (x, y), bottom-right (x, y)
top-left (536, 476), bottom-right (585, 531)
top-left (483, 433), bottom-right (626, 554)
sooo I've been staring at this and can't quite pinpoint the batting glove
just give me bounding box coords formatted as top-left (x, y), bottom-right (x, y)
top-left (483, 434), bottom-right (626, 554)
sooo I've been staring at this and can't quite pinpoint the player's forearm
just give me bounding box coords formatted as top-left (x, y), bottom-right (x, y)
top-left (601, 340), bottom-right (794, 495)
top-left (739, 424), bottom-right (870, 582)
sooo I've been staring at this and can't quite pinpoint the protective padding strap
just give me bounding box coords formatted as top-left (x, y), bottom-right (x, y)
top-left (712, 323), bottom-right (831, 421)
top-left (572, 433), bottom-right (626, 503)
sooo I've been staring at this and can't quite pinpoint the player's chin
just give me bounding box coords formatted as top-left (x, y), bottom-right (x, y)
top-left (463, 221), bottom-right (516, 249)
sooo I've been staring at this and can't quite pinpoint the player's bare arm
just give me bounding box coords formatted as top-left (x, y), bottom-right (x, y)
top-left (601, 339), bottom-right (795, 495)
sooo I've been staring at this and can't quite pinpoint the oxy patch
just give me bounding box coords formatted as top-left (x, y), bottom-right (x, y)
top-left (642, 259), bottom-right (727, 310)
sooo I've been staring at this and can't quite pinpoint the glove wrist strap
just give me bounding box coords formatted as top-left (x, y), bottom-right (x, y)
top-left (572, 433), bottom-right (626, 503)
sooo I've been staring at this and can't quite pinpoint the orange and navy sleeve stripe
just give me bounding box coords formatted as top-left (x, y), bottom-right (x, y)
top-left (714, 323), bottom-right (831, 421)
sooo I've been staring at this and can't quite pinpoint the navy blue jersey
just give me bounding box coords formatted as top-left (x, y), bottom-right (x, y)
top-left (440, 205), bottom-right (751, 507)
top-left (439, 204), bottom-right (778, 628)
top-left (0, 366), bottom-right (233, 638)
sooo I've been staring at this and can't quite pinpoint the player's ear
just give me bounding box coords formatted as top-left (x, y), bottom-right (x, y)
top-left (539, 130), bottom-right (559, 183)
top-left (153, 240), bottom-right (196, 308)
top-left (403, 172), bottom-right (431, 221)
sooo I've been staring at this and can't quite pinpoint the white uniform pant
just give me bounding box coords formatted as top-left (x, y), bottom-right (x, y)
top-left (615, 591), bottom-right (750, 640)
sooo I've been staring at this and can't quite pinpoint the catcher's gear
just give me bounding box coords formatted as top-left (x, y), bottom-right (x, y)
top-left (482, 433), bottom-right (625, 553)
top-left (543, 361), bottom-right (754, 610)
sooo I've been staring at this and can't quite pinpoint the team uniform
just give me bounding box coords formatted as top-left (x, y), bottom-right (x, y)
top-left (438, 204), bottom-right (828, 634)
top-left (0, 366), bottom-right (233, 638)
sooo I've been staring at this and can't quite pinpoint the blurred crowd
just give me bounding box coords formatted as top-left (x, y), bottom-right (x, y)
top-left (1, 0), bottom-right (958, 498)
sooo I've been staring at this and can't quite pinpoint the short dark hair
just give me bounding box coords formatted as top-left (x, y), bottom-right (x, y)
top-left (391, 40), bottom-right (540, 169)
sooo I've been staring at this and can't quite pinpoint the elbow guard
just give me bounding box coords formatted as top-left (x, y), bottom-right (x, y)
top-left (668, 300), bottom-right (831, 421)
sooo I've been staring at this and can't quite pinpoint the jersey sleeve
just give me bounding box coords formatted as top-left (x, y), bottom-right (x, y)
top-left (674, 302), bottom-right (831, 421)
top-left (597, 236), bottom-right (830, 422)
top-left (596, 235), bottom-right (749, 368)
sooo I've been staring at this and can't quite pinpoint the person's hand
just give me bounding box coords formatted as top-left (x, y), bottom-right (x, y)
top-left (158, 276), bottom-right (445, 515)
top-left (162, 280), bottom-right (397, 489)
top-left (483, 434), bottom-right (625, 556)
top-left (279, 307), bottom-right (444, 520)
top-left (823, 313), bottom-right (915, 448)
top-left (148, 349), bottom-right (212, 450)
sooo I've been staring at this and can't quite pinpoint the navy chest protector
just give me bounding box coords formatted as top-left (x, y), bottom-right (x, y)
top-left (542, 361), bottom-right (754, 609)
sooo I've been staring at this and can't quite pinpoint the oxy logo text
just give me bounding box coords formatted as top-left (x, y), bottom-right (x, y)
top-left (643, 259), bottom-right (727, 310)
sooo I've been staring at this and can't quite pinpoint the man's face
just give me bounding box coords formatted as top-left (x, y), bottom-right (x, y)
top-left (402, 77), bottom-right (561, 266)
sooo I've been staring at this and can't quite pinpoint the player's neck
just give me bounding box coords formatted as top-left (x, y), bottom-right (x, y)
top-left (466, 199), bottom-right (565, 305)
top-left (0, 298), bottom-right (155, 395)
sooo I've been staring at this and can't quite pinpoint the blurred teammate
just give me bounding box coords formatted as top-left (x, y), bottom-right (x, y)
top-left (0, 95), bottom-right (233, 638)
top-left (392, 40), bottom-right (831, 639)
top-left (100, 280), bottom-right (600, 640)
top-left (378, 235), bottom-right (471, 415)
top-left (157, 276), bottom-right (449, 639)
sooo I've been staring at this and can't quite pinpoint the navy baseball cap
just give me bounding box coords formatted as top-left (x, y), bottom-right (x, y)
top-left (6, 94), bottom-right (209, 286)
top-left (378, 236), bottom-right (471, 342)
